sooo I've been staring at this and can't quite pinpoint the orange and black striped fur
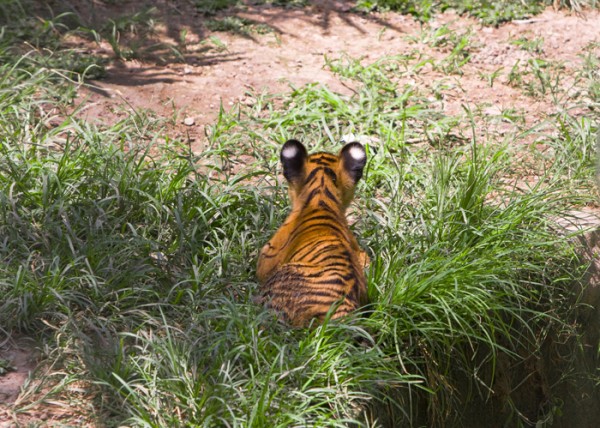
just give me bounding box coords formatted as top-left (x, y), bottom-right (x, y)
top-left (257, 139), bottom-right (369, 327)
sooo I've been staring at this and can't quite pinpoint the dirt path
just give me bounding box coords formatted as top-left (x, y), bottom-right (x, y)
top-left (73, 1), bottom-right (600, 153)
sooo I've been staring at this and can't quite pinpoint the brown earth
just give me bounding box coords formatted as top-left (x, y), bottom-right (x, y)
top-left (1, 0), bottom-right (599, 426)
top-left (64, 1), bottom-right (599, 152)
top-left (0, 337), bottom-right (38, 415)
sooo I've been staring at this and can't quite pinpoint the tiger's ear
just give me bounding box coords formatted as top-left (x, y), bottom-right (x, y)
top-left (339, 142), bottom-right (367, 183)
top-left (281, 139), bottom-right (308, 184)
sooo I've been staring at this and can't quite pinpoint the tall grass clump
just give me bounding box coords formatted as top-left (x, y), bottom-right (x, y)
top-left (360, 141), bottom-right (583, 423)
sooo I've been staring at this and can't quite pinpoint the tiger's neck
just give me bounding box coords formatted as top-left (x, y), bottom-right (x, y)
top-left (293, 187), bottom-right (347, 218)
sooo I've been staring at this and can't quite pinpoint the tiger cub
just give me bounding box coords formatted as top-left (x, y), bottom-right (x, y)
top-left (257, 139), bottom-right (369, 327)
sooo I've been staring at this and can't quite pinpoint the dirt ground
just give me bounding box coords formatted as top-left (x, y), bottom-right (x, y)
top-left (1, 0), bottom-right (599, 426)
top-left (0, 337), bottom-right (37, 411)
top-left (67, 1), bottom-right (600, 152)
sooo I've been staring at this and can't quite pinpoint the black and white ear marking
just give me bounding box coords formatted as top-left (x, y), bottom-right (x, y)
top-left (340, 142), bottom-right (367, 183)
top-left (281, 139), bottom-right (308, 184)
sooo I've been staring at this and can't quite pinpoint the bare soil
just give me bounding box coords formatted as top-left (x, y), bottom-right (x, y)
top-left (67, 1), bottom-right (599, 152)
top-left (1, 0), bottom-right (599, 426)
top-left (0, 337), bottom-right (37, 408)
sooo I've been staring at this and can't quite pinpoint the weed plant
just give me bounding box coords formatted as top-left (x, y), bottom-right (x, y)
top-left (1, 2), bottom-right (598, 428)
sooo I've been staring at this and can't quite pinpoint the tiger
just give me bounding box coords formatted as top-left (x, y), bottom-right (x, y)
top-left (256, 139), bottom-right (370, 327)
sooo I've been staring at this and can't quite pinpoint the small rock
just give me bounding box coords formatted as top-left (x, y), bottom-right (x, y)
top-left (483, 106), bottom-right (502, 116)
top-left (183, 117), bottom-right (195, 126)
top-left (149, 252), bottom-right (168, 263)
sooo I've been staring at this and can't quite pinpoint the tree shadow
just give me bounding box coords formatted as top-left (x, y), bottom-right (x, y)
top-left (43, 0), bottom-right (408, 91)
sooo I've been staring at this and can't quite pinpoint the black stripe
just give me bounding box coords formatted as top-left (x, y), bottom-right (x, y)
top-left (306, 250), bottom-right (345, 264)
top-left (318, 199), bottom-right (340, 216)
top-left (333, 308), bottom-right (351, 316)
top-left (303, 166), bottom-right (338, 186)
top-left (324, 186), bottom-right (340, 204)
top-left (295, 299), bottom-right (335, 309)
top-left (294, 238), bottom-right (343, 260)
top-left (347, 282), bottom-right (359, 304)
top-left (307, 289), bottom-right (344, 299)
top-left (317, 253), bottom-right (351, 263)
top-left (322, 167), bottom-right (337, 183)
top-left (302, 269), bottom-right (353, 279)
top-left (305, 244), bottom-right (340, 262)
top-left (312, 277), bottom-right (346, 286)
top-left (303, 168), bottom-right (321, 186)
top-left (307, 221), bottom-right (347, 240)
top-left (287, 216), bottom-right (347, 244)
top-left (301, 213), bottom-right (338, 223)
top-left (268, 289), bottom-right (304, 299)
top-left (301, 265), bottom-right (346, 276)
top-left (296, 243), bottom-right (335, 261)
top-left (268, 284), bottom-right (310, 298)
top-left (341, 271), bottom-right (356, 281)
top-left (277, 214), bottom-right (336, 252)
top-left (309, 154), bottom-right (337, 163)
top-left (302, 187), bottom-right (321, 210)
top-left (309, 159), bottom-right (330, 165)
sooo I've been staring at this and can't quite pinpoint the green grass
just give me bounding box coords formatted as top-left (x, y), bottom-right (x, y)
top-left (1, 1), bottom-right (599, 427)
top-left (510, 35), bottom-right (545, 54)
top-left (508, 58), bottom-right (568, 102)
top-left (206, 17), bottom-right (274, 36)
top-left (355, 0), bottom-right (597, 25)
top-left (195, 0), bottom-right (307, 15)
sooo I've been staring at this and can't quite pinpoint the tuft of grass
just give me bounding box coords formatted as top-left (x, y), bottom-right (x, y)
top-left (93, 7), bottom-right (165, 60)
top-left (358, 1), bottom-right (599, 26)
top-left (194, 0), bottom-right (308, 15)
top-left (510, 35), bottom-right (545, 54)
top-left (194, 0), bottom-right (239, 15)
top-left (356, 0), bottom-right (546, 25)
top-left (579, 42), bottom-right (600, 108)
top-left (206, 16), bottom-right (274, 36)
top-left (0, 358), bottom-right (16, 375)
top-left (478, 66), bottom-right (504, 87)
top-left (508, 58), bottom-right (567, 102)
top-left (405, 23), bottom-right (475, 75)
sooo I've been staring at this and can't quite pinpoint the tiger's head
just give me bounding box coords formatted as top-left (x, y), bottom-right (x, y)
top-left (280, 139), bottom-right (367, 212)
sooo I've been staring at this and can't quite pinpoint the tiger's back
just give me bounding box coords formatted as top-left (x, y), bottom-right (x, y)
top-left (257, 139), bottom-right (369, 327)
